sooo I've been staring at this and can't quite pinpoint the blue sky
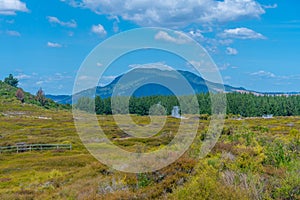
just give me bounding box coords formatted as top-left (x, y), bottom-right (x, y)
top-left (0, 0), bottom-right (299, 94)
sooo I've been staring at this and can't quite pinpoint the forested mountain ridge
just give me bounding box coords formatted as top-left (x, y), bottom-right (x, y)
top-left (47, 69), bottom-right (248, 104)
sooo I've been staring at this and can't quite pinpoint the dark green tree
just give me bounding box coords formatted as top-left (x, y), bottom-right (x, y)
top-left (95, 96), bottom-right (104, 115)
top-left (75, 92), bottom-right (300, 117)
top-left (4, 74), bottom-right (18, 87)
top-left (75, 97), bottom-right (94, 113)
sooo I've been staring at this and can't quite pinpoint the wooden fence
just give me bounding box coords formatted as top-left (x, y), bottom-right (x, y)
top-left (0, 144), bottom-right (72, 154)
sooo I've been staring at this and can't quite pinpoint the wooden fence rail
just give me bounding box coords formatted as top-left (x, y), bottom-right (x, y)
top-left (0, 144), bottom-right (72, 154)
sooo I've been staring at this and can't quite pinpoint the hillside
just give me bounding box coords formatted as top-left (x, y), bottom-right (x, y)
top-left (0, 81), bottom-right (70, 110)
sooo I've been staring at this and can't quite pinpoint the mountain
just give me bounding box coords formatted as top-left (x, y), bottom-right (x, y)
top-left (48, 69), bottom-right (248, 104)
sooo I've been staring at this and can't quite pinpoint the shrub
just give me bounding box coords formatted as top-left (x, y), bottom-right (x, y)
top-left (15, 88), bottom-right (25, 103)
top-left (264, 141), bottom-right (291, 167)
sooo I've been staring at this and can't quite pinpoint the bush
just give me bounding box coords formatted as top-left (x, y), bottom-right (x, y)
top-left (264, 141), bottom-right (291, 167)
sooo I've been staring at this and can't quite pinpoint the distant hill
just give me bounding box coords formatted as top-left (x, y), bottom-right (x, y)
top-left (48, 69), bottom-right (248, 104)
top-left (45, 95), bottom-right (72, 104)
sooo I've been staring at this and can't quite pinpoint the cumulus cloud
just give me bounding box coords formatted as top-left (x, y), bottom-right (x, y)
top-left (47, 16), bottom-right (77, 28)
top-left (62, 0), bottom-right (265, 27)
top-left (0, 0), bottom-right (28, 15)
top-left (219, 27), bottom-right (266, 40)
top-left (47, 42), bottom-right (62, 48)
top-left (226, 47), bottom-right (238, 55)
top-left (155, 31), bottom-right (191, 44)
top-left (91, 24), bottom-right (107, 36)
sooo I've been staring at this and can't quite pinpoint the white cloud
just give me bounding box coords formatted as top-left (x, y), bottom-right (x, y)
top-left (219, 63), bottom-right (230, 71)
top-left (91, 24), bottom-right (107, 36)
top-left (47, 42), bottom-right (62, 48)
top-left (15, 74), bottom-right (31, 80)
top-left (47, 16), bottom-right (77, 28)
top-left (251, 70), bottom-right (276, 78)
top-left (188, 30), bottom-right (204, 40)
top-left (226, 47), bottom-right (238, 55)
top-left (189, 61), bottom-right (202, 68)
top-left (187, 60), bottom-right (219, 73)
top-left (36, 81), bottom-right (44, 85)
top-left (113, 21), bottom-right (119, 33)
top-left (6, 30), bottom-right (21, 37)
top-left (263, 4), bottom-right (277, 9)
top-left (98, 75), bottom-right (118, 86)
top-left (219, 39), bottom-right (233, 45)
top-left (224, 76), bottom-right (231, 80)
top-left (219, 27), bottom-right (266, 40)
top-left (108, 15), bottom-right (120, 33)
top-left (154, 31), bottom-right (191, 44)
top-left (96, 62), bottom-right (103, 67)
top-left (78, 75), bottom-right (89, 81)
top-left (101, 75), bottom-right (117, 81)
top-left (0, 0), bottom-right (28, 15)
top-left (129, 62), bottom-right (173, 71)
top-left (62, 0), bottom-right (265, 27)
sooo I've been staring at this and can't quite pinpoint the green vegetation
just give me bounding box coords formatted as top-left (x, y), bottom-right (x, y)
top-left (35, 88), bottom-right (47, 106)
top-left (1, 77), bottom-right (299, 199)
top-left (76, 93), bottom-right (300, 117)
top-left (4, 74), bottom-right (18, 87)
top-left (0, 80), bottom-right (70, 110)
top-left (1, 106), bottom-right (299, 199)
top-left (74, 96), bottom-right (94, 113)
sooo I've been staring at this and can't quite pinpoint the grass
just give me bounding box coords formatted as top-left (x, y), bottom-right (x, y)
top-left (0, 92), bottom-right (299, 199)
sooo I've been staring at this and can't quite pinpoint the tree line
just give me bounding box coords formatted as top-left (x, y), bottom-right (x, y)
top-left (75, 92), bottom-right (300, 117)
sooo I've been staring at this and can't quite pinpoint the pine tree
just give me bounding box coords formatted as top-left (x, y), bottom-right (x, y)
top-left (95, 96), bottom-right (104, 114)
top-left (4, 74), bottom-right (18, 87)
